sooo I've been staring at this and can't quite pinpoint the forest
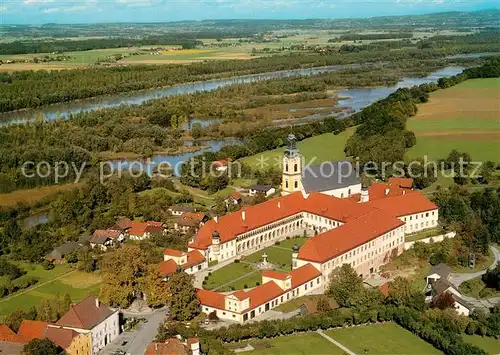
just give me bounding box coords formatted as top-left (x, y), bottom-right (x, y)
top-left (0, 36), bottom-right (204, 55)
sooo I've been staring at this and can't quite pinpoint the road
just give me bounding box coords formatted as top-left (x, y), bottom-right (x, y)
top-left (449, 245), bottom-right (500, 287)
top-left (102, 309), bottom-right (168, 355)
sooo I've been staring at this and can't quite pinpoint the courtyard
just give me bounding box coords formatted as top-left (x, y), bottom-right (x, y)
top-left (204, 237), bottom-right (308, 291)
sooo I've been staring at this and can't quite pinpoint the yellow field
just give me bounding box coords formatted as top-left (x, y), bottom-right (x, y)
top-left (0, 183), bottom-right (83, 207)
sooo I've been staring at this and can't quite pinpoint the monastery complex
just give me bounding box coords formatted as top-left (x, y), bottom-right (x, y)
top-left (162, 134), bottom-right (440, 323)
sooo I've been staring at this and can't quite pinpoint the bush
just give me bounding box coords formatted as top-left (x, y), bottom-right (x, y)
top-left (41, 260), bottom-right (54, 270)
top-left (208, 272), bottom-right (212, 276)
top-left (274, 241), bottom-right (280, 246)
top-left (234, 259), bottom-right (240, 264)
top-left (256, 282), bottom-right (260, 286)
top-left (243, 284), bottom-right (248, 289)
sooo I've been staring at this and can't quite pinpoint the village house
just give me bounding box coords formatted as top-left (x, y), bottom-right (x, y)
top-left (128, 221), bottom-right (164, 240)
top-left (55, 295), bottom-right (120, 355)
top-left (90, 229), bottom-right (124, 251)
top-left (248, 185), bottom-right (276, 197)
top-left (174, 212), bottom-right (208, 234)
top-left (224, 191), bottom-right (243, 207)
top-left (0, 319), bottom-right (91, 355)
top-left (212, 160), bottom-right (229, 172)
top-left (160, 249), bottom-right (208, 280)
top-left (168, 205), bottom-right (195, 216)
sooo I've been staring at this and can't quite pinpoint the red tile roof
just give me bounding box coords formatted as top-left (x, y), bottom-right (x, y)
top-left (367, 191), bottom-right (438, 217)
top-left (379, 282), bottom-right (391, 297)
top-left (262, 270), bottom-right (290, 281)
top-left (298, 209), bottom-right (405, 263)
top-left (0, 324), bottom-right (26, 344)
top-left (388, 177), bottom-right (413, 189)
top-left (43, 326), bottom-right (80, 350)
top-left (189, 192), bottom-right (377, 250)
top-left (17, 320), bottom-right (48, 341)
top-left (164, 249), bottom-right (185, 257)
top-left (56, 296), bottom-right (114, 330)
top-left (176, 213), bottom-right (206, 227)
top-left (245, 281), bottom-right (284, 311)
top-left (231, 191), bottom-right (242, 200)
top-left (198, 265), bottom-right (320, 314)
top-left (213, 160), bottom-right (228, 168)
top-left (197, 289), bottom-right (226, 310)
top-left (128, 221), bottom-right (163, 236)
top-left (290, 264), bottom-right (322, 288)
top-left (160, 250), bottom-right (206, 277)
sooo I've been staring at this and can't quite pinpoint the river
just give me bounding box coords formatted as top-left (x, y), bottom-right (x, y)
top-left (0, 64), bottom-right (361, 125)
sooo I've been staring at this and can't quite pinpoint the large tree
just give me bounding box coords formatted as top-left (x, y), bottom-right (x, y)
top-left (167, 272), bottom-right (200, 321)
top-left (99, 245), bottom-right (148, 308)
top-left (387, 277), bottom-right (425, 310)
top-left (24, 339), bottom-right (61, 355)
top-left (144, 264), bottom-right (171, 308)
top-left (326, 264), bottom-right (364, 307)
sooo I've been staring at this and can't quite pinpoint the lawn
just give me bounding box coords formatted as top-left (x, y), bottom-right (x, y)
top-left (227, 332), bottom-right (345, 355)
top-left (459, 276), bottom-right (500, 299)
top-left (327, 322), bottom-right (442, 354)
top-left (204, 237), bottom-right (309, 290)
top-left (240, 128), bottom-right (355, 171)
top-left (204, 262), bottom-right (254, 290)
top-left (0, 270), bottom-right (102, 319)
top-left (463, 334), bottom-right (500, 355)
top-left (405, 227), bottom-right (444, 242)
top-left (273, 294), bottom-right (321, 312)
top-left (407, 78), bottom-right (500, 163)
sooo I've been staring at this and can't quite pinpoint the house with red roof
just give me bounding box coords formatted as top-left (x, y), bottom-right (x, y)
top-left (90, 229), bottom-right (124, 251)
top-left (146, 337), bottom-right (200, 355)
top-left (198, 264), bottom-right (322, 323)
top-left (128, 221), bottom-right (165, 240)
top-left (174, 213), bottom-right (208, 234)
top-left (160, 249), bottom-right (207, 279)
top-left (55, 295), bottom-right (119, 355)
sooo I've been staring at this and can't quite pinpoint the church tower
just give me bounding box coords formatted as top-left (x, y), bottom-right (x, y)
top-left (281, 133), bottom-right (302, 195)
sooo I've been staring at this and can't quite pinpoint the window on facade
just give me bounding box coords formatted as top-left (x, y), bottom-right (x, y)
top-left (285, 181), bottom-right (289, 188)
top-left (285, 164), bottom-right (288, 172)
top-left (294, 181), bottom-right (298, 189)
top-left (294, 163), bottom-right (298, 172)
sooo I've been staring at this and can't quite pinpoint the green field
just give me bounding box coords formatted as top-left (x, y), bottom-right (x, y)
top-left (0, 270), bottom-right (102, 319)
top-left (463, 334), bottom-right (500, 355)
top-left (227, 332), bottom-right (345, 355)
top-left (327, 322), bottom-right (442, 354)
top-left (407, 78), bottom-right (500, 163)
top-left (240, 128), bottom-right (355, 171)
top-left (205, 237), bottom-right (308, 291)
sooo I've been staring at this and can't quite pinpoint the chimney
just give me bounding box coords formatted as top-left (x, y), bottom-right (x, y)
top-left (403, 190), bottom-right (406, 195)
top-left (277, 201), bottom-right (281, 208)
top-left (155, 343), bottom-right (158, 351)
top-left (214, 216), bottom-right (218, 223)
top-left (95, 298), bottom-right (100, 308)
top-left (241, 210), bottom-right (246, 221)
top-left (385, 188), bottom-right (390, 196)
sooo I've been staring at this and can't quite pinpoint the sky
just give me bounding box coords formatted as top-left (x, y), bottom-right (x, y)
top-left (0, 0), bottom-right (498, 24)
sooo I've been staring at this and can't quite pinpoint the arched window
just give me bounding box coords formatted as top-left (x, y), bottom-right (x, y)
top-left (341, 193), bottom-right (344, 198)
top-left (348, 188), bottom-right (351, 195)
top-left (285, 181), bottom-right (289, 188)
top-left (285, 164), bottom-right (289, 172)
top-left (294, 181), bottom-right (298, 189)
top-left (294, 163), bottom-right (298, 172)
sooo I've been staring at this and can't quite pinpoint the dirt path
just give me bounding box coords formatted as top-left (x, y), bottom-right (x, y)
top-left (317, 329), bottom-right (357, 355)
top-left (0, 270), bottom-right (77, 303)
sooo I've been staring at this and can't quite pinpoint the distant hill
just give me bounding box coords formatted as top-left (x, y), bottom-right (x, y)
top-left (2, 9), bottom-right (499, 40)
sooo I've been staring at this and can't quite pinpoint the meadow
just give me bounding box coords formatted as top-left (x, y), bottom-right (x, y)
top-left (462, 334), bottom-right (500, 355)
top-left (240, 128), bottom-right (355, 171)
top-left (0, 264), bottom-right (101, 319)
top-left (407, 78), bottom-right (500, 163)
top-left (326, 322), bottom-right (442, 354)
top-left (0, 183), bottom-right (84, 208)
